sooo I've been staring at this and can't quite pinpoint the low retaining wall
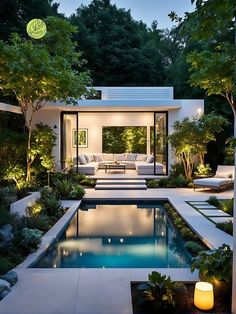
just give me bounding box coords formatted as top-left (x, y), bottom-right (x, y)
top-left (10, 192), bottom-right (41, 217)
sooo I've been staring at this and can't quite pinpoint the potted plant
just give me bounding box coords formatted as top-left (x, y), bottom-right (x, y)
top-left (191, 244), bottom-right (232, 297)
top-left (136, 271), bottom-right (185, 312)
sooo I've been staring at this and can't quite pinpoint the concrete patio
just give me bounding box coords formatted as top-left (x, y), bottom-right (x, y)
top-left (0, 187), bottom-right (233, 314)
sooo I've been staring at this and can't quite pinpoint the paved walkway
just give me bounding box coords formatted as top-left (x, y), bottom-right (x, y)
top-left (0, 188), bottom-right (233, 314)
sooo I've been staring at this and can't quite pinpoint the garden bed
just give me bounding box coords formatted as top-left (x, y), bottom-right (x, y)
top-left (131, 282), bottom-right (231, 314)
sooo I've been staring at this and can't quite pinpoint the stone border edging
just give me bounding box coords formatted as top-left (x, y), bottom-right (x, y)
top-left (10, 192), bottom-right (41, 217)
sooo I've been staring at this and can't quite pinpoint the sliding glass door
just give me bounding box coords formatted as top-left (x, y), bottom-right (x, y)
top-left (154, 112), bottom-right (168, 175)
top-left (61, 112), bottom-right (79, 173)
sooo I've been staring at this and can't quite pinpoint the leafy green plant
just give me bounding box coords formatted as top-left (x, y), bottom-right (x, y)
top-left (26, 201), bottom-right (43, 217)
top-left (41, 194), bottom-right (63, 216)
top-left (21, 227), bottom-right (42, 252)
top-left (137, 271), bottom-right (185, 311)
top-left (69, 185), bottom-right (85, 199)
top-left (194, 163), bottom-right (212, 176)
top-left (158, 178), bottom-right (169, 187)
top-left (191, 244), bottom-right (232, 283)
top-left (219, 198), bottom-right (234, 216)
top-left (22, 214), bottom-right (49, 232)
top-left (4, 164), bottom-right (26, 189)
top-left (207, 196), bottom-right (220, 207)
top-left (147, 179), bottom-right (159, 188)
top-left (79, 178), bottom-right (96, 187)
top-left (54, 179), bottom-right (74, 198)
top-left (184, 241), bottom-right (204, 254)
top-left (216, 221), bottom-right (233, 236)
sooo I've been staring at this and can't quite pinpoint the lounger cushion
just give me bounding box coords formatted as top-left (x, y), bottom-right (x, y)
top-left (193, 178), bottom-right (232, 187)
top-left (215, 171), bottom-right (233, 179)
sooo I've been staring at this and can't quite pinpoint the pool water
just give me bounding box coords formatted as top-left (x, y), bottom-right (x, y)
top-left (31, 200), bottom-right (192, 268)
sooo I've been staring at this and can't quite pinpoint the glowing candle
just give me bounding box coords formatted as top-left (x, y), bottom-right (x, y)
top-left (194, 282), bottom-right (214, 310)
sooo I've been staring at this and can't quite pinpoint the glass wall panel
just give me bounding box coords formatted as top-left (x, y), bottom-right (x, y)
top-left (61, 113), bottom-right (78, 172)
top-left (154, 113), bottom-right (167, 175)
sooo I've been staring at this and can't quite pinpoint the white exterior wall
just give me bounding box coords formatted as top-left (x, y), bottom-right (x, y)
top-left (33, 109), bottom-right (61, 168)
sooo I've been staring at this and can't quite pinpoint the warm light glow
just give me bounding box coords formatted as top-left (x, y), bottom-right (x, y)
top-left (194, 282), bottom-right (214, 310)
top-left (197, 108), bottom-right (203, 115)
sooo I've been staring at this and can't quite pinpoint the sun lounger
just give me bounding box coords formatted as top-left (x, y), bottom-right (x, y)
top-left (193, 165), bottom-right (234, 192)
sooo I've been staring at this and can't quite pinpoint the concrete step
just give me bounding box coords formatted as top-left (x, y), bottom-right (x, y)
top-left (96, 179), bottom-right (146, 185)
top-left (95, 184), bottom-right (147, 190)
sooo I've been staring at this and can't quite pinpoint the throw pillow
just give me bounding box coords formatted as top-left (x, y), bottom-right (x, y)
top-left (136, 154), bottom-right (147, 161)
top-left (94, 154), bottom-right (103, 162)
top-left (78, 155), bottom-right (87, 165)
top-left (146, 155), bottom-right (154, 163)
top-left (84, 154), bottom-right (93, 163)
top-left (126, 154), bottom-right (137, 161)
top-left (114, 154), bottom-right (126, 161)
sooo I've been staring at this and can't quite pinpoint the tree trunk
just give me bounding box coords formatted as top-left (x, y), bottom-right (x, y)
top-left (26, 126), bottom-right (32, 182)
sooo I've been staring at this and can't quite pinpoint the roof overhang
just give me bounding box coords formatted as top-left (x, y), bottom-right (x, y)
top-left (0, 102), bottom-right (22, 114)
top-left (43, 99), bottom-right (182, 111)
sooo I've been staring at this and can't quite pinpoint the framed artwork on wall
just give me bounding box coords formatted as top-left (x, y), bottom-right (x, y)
top-left (73, 128), bottom-right (88, 147)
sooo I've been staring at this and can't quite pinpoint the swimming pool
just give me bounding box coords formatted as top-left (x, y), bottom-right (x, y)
top-left (31, 200), bottom-right (192, 268)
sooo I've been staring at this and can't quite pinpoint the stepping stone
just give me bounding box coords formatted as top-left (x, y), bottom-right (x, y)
top-left (195, 205), bottom-right (217, 209)
top-left (96, 179), bottom-right (146, 185)
top-left (189, 202), bottom-right (209, 205)
top-left (95, 184), bottom-right (147, 190)
top-left (199, 209), bottom-right (231, 217)
top-left (211, 217), bottom-right (233, 224)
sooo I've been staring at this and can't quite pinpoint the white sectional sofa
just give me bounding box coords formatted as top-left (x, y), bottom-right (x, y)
top-left (73, 153), bottom-right (164, 175)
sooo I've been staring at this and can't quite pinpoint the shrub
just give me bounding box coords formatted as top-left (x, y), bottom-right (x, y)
top-left (216, 221), bottom-right (233, 235)
top-left (137, 271), bottom-right (185, 311)
top-left (191, 244), bottom-right (232, 283)
top-left (26, 201), bottom-right (43, 217)
top-left (158, 178), bottom-right (169, 187)
top-left (0, 209), bottom-right (14, 226)
top-left (22, 214), bottom-right (49, 232)
top-left (21, 228), bottom-right (42, 252)
top-left (194, 164), bottom-right (212, 176)
top-left (79, 178), bottom-right (96, 187)
top-left (207, 196), bottom-right (220, 207)
top-left (69, 185), bottom-right (85, 199)
top-left (147, 179), bottom-right (159, 188)
top-left (54, 179), bottom-right (74, 198)
top-left (41, 193), bottom-right (63, 216)
top-left (170, 162), bottom-right (185, 177)
top-left (219, 199), bottom-right (234, 216)
top-left (0, 257), bottom-right (13, 275)
top-left (184, 241), bottom-right (205, 254)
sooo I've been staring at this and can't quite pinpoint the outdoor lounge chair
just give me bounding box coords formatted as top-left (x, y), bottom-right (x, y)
top-left (193, 165), bottom-right (234, 193)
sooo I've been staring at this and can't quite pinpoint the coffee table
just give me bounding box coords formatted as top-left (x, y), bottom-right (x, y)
top-left (104, 163), bottom-right (126, 173)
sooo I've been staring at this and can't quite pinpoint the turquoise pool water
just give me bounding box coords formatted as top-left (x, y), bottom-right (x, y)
top-left (31, 200), bottom-right (192, 268)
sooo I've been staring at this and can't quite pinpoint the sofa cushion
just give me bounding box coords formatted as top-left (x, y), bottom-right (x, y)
top-left (114, 154), bottom-right (126, 161)
top-left (136, 154), bottom-right (147, 161)
top-left (84, 154), bottom-right (94, 163)
top-left (126, 154), bottom-right (137, 161)
top-left (146, 155), bottom-right (154, 163)
top-left (136, 162), bottom-right (164, 175)
top-left (94, 154), bottom-right (103, 162)
top-left (103, 153), bottom-right (114, 161)
top-left (78, 155), bottom-right (87, 165)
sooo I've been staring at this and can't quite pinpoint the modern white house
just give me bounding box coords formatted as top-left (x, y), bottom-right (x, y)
top-left (1, 86), bottom-right (204, 176)
top-left (31, 86), bottom-right (204, 176)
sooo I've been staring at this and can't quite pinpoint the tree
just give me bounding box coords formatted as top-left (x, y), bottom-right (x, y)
top-left (0, 16), bottom-right (91, 181)
top-left (69, 0), bottom-right (170, 86)
top-left (168, 114), bottom-right (228, 179)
